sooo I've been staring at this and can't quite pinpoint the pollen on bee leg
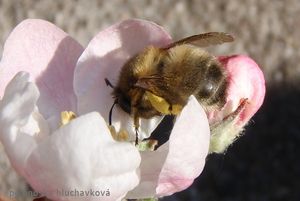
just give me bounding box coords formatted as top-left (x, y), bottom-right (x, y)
top-left (145, 91), bottom-right (172, 115)
top-left (170, 104), bottom-right (183, 115)
top-left (108, 125), bottom-right (129, 142)
top-left (60, 111), bottom-right (77, 126)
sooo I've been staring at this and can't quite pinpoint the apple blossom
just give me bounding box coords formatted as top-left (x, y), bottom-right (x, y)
top-left (0, 19), bottom-right (219, 201)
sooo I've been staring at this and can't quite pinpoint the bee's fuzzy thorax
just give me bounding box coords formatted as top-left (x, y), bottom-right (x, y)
top-left (133, 46), bottom-right (163, 77)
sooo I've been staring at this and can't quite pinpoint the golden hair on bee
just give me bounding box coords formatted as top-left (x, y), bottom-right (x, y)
top-left (132, 46), bottom-right (164, 77)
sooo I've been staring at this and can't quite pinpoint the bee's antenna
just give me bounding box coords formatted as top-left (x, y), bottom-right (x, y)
top-left (105, 78), bottom-right (117, 126)
top-left (109, 100), bottom-right (117, 126)
top-left (105, 78), bottom-right (114, 89)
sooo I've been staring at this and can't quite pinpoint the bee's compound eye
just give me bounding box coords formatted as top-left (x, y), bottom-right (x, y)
top-left (199, 81), bottom-right (216, 97)
top-left (118, 96), bottom-right (131, 114)
top-left (204, 82), bottom-right (214, 93)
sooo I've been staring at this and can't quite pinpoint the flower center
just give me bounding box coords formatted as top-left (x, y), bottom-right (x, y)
top-left (60, 111), bottom-right (131, 142)
top-left (108, 125), bottom-right (129, 142)
top-left (60, 112), bottom-right (157, 151)
top-left (108, 125), bottom-right (157, 151)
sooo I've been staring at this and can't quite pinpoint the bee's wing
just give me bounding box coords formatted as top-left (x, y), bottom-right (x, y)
top-left (135, 75), bottom-right (162, 91)
top-left (163, 32), bottom-right (234, 49)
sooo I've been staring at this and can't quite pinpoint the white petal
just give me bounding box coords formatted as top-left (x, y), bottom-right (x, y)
top-left (0, 73), bottom-right (140, 201)
top-left (0, 72), bottom-right (43, 176)
top-left (74, 19), bottom-right (172, 140)
top-left (127, 96), bottom-right (210, 199)
top-left (25, 112), bottom-right (141, 201)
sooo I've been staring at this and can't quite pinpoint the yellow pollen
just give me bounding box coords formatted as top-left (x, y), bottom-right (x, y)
top-left (61, 111), bottom-right (77, 126)
top-left (145, 91), bottom-right (183, 115)
top-left (108, 125), bottom-right (129, 141)
top-left (171, 104), bottom-right (183, 115)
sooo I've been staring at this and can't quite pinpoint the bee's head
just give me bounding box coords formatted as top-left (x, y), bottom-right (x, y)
top-left (114, 87), bottom-right (162, 118)
top-left (113, 88), bottom-right (132, 114)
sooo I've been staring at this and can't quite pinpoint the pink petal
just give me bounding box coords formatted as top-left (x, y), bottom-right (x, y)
top-left (218, 55), bottom-right (266, 126)
top-left (0, 19), bottom-right (84, 119)
top-left (127, 96), bottom-right (210, 199)
top-left (74, 19), bottom-right (172, 139)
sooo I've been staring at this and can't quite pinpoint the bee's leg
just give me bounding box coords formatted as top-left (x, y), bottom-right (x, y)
top-left (133, 114), bottom-right (140, 145)
top-left (146, 115), bottom-right (176, 150)
top-left (209, 98), bottom-right (248, 153)
top-left (131, 90), bottom-right (143, 145)
top-left (104, 78), bottom-right (114, 88)
top-left (135, 130), bottom-right (139, 146)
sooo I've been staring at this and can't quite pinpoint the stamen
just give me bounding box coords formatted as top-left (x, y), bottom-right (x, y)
top-left (108, 123), bottom-right (159, 152)
top-left (118, 130), bottom-right (130, 141)
top-left (108, 125), bottom-right (129, 142)
top-left (61, 111), bottom-right (77, 126)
